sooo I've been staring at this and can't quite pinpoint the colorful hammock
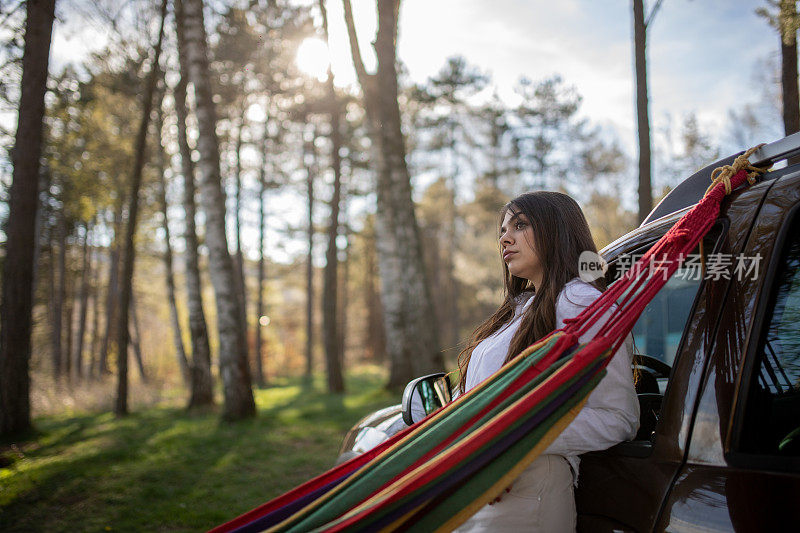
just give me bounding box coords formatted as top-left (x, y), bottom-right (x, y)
top-left (211, 152), bottom-right (765, 533)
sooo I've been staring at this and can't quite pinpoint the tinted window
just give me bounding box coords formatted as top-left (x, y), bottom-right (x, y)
top-left (609, 238), bottom-right (711, 369)
top-left (632, 274), bottom-right (701, 367)
top-left (605, 228), bottom-right (721, 443)
top-left (741, 212), bottom-right (800, 457)
top-left (607, 227), bottom-right (722, 401)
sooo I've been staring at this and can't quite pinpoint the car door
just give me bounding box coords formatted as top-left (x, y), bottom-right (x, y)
top-left (576, 176), bottom-right (776, 532)
top-left (654, 170), bottom-right (800, 531)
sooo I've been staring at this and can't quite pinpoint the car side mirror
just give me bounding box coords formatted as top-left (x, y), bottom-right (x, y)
top-left (401, 373), bottom-right (452, 426)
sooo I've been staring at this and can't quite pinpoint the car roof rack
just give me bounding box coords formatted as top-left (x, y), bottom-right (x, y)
top-left (640, 131), bottom-right (800, 226)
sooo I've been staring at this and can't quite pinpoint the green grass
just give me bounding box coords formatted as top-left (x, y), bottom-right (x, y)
top-left (0, 367), bottom-right (396, 532)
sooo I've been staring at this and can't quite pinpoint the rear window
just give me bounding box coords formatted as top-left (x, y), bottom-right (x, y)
top-left (739, 209), bottom-right (800, 459)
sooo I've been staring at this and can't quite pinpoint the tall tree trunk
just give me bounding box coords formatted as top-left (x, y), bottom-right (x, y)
top-left (447, 133), bottom-right (459, 353)
top-left (156, 107), bottom-right (191, 386)
top-left (320, 0), bottom-right (345, 393)
top-left (783, 38), bottom-right (800, 135)
top-left (233, 104), bottom-right (250, 377)
top-left (51, 214), bottom-right (64, 379)
top-left (115, 0), bottom-right (167, 416)
top-left (364, 221), bottom-right (386, 361)
top-left (321, 112), bottom-right (345, 393)
top-left (338, 230), bottom-right (349, 366)
top-left (304, 130), bottom-right (316, 379)
top-left (180, 0), bottom-right (255, 420)
top-left (129, 295), bottom-right (147, 382)
top-left (781, 0), bottom-right (800, 137)
top-left (343, 0), bottom-right (442, 388)
top-left (58, 214), bottom-right (69, 378)
top-left (633, 0), bottom-right (652, 224)
top-left (99, 202), bottom-right (122, 376)
top-left (254, 122), bottom-right (268, 386)
top-left (174, 0), bottom-right (214, 408)
top-left (48, 232), bottom-right (59, 376)
top-left (64, 251), bottom-right (74, 379)
top-left (89, 243), bottom-right (101, 379)
top-left (74, 223), bottom-right (91, 380)
top-left (0, 0), bottom-right (56, 435)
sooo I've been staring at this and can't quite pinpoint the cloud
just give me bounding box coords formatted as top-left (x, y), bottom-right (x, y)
top-left (392, 0), bottom-right (776, 156)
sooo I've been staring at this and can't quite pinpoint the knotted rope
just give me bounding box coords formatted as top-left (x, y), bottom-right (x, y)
top-left (705, 144), bottom-right (769, 195)
top-left (700, 144), bottom-right (769, 276)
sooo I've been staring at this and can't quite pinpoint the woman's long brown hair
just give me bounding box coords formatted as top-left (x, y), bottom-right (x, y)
top-left (457, 191), bottom-right (605, 394)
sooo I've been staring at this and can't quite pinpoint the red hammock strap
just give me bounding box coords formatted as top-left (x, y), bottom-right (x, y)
top-left (562, 158), bottom-right (764, 343)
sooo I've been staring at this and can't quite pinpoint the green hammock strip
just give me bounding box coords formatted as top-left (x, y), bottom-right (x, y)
top-left (311, 341), bottom-right (610, 533)
top-left (278, 335), bottom-right (564, 532)
top-left (340, 367), bottom-right (605, 533)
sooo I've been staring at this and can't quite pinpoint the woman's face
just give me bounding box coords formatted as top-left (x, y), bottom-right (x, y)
top-left (500, 209), bottom-right (542, 287)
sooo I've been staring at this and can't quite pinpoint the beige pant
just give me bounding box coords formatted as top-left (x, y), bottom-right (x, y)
top-left (453, 454), bottom-right (576, 533)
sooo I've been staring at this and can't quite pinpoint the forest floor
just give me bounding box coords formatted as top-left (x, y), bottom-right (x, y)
top-left (0, 366), bottom-right (396, 532)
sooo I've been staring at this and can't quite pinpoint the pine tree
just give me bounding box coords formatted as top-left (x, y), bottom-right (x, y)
top-left (0, 0), bottom-right (57, 435)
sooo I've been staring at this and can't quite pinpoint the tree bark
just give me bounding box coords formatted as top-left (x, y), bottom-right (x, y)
top-left (48, 231), bottom-right (59, 376)
top-left (115, 0), bottom-right (167, 416)
top-left (254, 121), bottom-right (268, 386)
top-left (233, 104), bottom-right (250, 377)
top-left (342, 0), bottom-right (442, 387)
top-left (0, 0), bottom-right (56, 435)
top-left (321, 109), bottom-right (345, 393)
top-left (364, 221), bottom-right (386, 361)
top-left (304, 130), bottom-right (316, 379)
top-left (89, 242), bottom-right (101, 379)
top-left (51, 212), bottom-right (65, 379)
top-left (173, 0), bottom-right (214, 408)
top-left (129, 295), bottom-right (147, 382)
top-left (74, 223), bottom-right (91, 380)
top-left (99, 202), bottom-right (122, 376)
top-left (155, 107), bottom-right (191, 386)
top-left (781, 0), bottom-right (800, 136)
top-left (338, 230), bottom-right (349, 367)
top-left (633, 0), bottom-right (652, 224)
top-left (180, 0), bottom-right (255, 419)
top-left (58, 217), bottom-right (75, 380)
top-left (320, 0), bottom-right (345, 393)
top-left (783, 39), bottom-right (800, 135)
top-left (446, 133), bottom-right (459, 352)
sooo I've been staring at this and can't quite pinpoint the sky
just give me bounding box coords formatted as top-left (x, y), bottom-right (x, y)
top-left (41, 0), bottom-right (785, 261)
top-left (322, 0), bottom-right (779, 154)
top-left (49, 0), bottom-right (780, 156)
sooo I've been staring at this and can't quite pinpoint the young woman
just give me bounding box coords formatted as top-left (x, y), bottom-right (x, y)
top-left (454, 191), bottom-right (639, 532)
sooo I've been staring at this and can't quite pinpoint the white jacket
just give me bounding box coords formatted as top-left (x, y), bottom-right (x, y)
top-left (464, 278), bottom-right (640, 484)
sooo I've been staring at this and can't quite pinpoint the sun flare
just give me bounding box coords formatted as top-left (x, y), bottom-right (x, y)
top-left (296, 38), bottom-right (330, 81)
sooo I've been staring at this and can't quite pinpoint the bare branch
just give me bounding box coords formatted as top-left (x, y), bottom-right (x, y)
top-left (341, 0), bottom-right (370, 86)
top-left (645, 0), bottom-right (664, 28)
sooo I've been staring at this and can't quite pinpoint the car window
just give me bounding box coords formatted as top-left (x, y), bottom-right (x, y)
top-left (740, 211), bottom-right (800, 458)
top-left (606, 222), bottom-right (726, 403)
top-left (603, 233), bottom-right (714, 444)
top-left (631, 273), bottom-right (701, 368)
top-left (607, 230), bottom-right (719, 370)
top-left (614, 262), bottom-right (703, 398)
